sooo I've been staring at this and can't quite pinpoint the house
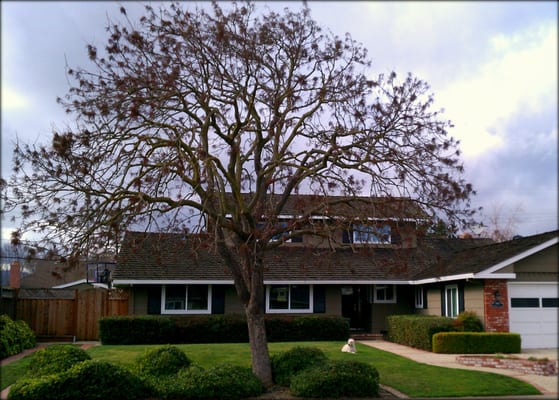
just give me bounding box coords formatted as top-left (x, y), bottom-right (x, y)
top-left (112, 194), bottom-right (558, 349)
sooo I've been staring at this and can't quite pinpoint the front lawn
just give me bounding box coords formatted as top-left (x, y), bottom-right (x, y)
top-left (2, 341), bottom-right (540, 398)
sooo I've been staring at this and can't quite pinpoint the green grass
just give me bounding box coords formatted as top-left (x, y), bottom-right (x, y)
top-left (2, 341), bottom-right (541, 398)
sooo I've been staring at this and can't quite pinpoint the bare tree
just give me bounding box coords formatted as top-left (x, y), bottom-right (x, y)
top-left (4, 2), bottom-right (475, 385)
top-left (484, 202), bottom-right (523, 242)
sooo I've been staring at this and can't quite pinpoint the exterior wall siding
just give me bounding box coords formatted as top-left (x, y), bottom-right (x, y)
top-left (513, 245), bottom-right (558, 282)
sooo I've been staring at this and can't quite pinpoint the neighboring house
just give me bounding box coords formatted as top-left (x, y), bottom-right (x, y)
top-left (112, 194), bottom-right (558, 349)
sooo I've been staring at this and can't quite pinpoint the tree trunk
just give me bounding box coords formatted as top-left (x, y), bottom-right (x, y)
top-left (245, 291), bottom-right (273, 387)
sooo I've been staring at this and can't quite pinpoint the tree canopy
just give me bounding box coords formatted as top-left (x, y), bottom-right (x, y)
top-left (4, 1), bottom-right (475, 385)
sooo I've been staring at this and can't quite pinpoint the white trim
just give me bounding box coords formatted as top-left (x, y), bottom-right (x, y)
top-left (374, 284), bottom-right (397, 303)
top-left (474, 237), bottom-right (558, 276)
top-left (265, 284), bottom-right (314, 314)
top-left (113, 279), bottom-right (234, 285)
top-left (161, 284), bottom-right (212, 315)
top-left (52, 279), bottom-right (109, 289)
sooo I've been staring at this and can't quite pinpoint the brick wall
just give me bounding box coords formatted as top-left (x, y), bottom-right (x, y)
top-left (483, 280), bottom-right (509, 332)
top-left (457, 355), bottom-right (558, 376)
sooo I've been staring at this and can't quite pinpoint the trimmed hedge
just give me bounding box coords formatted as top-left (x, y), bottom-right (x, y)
top-left (432, 332), bottom-right (521, 354)
top-left (290, 360), bottom-right (379, 398)
top-left (0, 314), bottom-right (36, 359)
top-left (99, 315), bottom-right (175, 344)
top-left (100, 314), bottom-right (349, 344)
top-left (387, 315), bottom-right (454, 351)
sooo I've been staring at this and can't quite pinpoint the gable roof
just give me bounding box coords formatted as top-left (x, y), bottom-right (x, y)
top-left (412, 230), bottom-right (558, 282)
top-left (223, 193), bottom-right (428, 220)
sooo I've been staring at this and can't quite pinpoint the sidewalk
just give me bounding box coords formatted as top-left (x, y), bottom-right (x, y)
top-left (359, 340), bottom-right (558, 398)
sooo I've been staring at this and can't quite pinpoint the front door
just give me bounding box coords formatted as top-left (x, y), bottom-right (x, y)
top-left (341, 285), bottom-right (370, 331)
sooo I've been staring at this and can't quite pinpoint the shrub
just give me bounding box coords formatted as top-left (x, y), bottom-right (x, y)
top-left (271, 346), bottom-right (328, 386)
top-left (387, 315), bottom-right (454, 350)
top-left (290, 360), bottom-right (379, 398)
top-left (99, 315), bottom-right (174, 344)
top-left (134, 345), bottom-right (191, 377)
top-left (175, 364), bottom-right (265, 399)
top-left (172, 314), bottom-right (249, 343)
top-left (453, 310), bottom-right (484, 332)
top-left (432, 332), bottom-right (522, 354)
top-left (26, 344), bottom-right (91, 377)
top-left (0, 314), bottom-right (36, 359)
top-left (8, 361), bottom-right (150, 400)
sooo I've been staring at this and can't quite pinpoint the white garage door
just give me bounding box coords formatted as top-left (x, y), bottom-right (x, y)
top-left (508, 282), bottom-right (558, 349)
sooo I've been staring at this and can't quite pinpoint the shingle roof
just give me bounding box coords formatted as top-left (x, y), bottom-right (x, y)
top-left (223, 193), bottom-right (428, 220)
top-left (412, 230), bottom-right (558, 280)
top-left (114, 230), bottom-right (559, 283)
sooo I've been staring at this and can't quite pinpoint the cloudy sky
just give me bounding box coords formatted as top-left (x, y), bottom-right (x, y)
top-left (1, 1), bottom-right (557, 243)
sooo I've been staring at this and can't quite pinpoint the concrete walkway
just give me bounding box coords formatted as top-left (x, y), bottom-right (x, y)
top-left (359, 340), bottom-right (558, 398)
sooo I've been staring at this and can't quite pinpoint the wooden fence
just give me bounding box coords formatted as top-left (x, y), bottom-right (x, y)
top-left (1, 287), bottom-right (128, 341)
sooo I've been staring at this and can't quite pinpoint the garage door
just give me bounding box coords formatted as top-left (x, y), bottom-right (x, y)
top-left (508, 282), bottom-right (558, 349)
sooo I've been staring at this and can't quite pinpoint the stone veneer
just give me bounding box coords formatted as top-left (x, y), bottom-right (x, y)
top-left (457, 355), bottom-right (558, 376)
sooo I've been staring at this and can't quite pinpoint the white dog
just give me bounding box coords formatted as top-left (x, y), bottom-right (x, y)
top-left (341, 338), bottom-right (357, 353)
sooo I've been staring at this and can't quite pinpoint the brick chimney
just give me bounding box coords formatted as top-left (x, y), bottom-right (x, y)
top-left (10, 261), bottom-right (21, 288)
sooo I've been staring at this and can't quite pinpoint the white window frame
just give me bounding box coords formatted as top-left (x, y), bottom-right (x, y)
top-left (415, 287), bottom-right (424, 309)
top-left (374, 284), bottom-right (396, 303)
top-left (161, 284), bottom-right (212, 315)
top-left (352, 224), bottom-right (391, 244)
top-left (445, 284), bottom-right (459, 318)
top-left (266, 284), bottom-right (314, 314)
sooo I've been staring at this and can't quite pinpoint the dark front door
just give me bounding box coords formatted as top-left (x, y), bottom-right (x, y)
top-left (341, 285), bottom-right (370, 331)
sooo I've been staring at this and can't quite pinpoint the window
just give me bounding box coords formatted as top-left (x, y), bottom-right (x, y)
top-left (511, 298), bottom-right (540, 308)
top-left (374, 285), bottom-right (396, 303)
top-left (267, 285), bottom-right (313, 313)
top-left (346, 224), bottom-right (391, 244)
top-left (162, 285), bottom-right (211, 314)
top-left (415, 287), bottom-right (424, 308)
top-left (257, 222), bottom-right (302, 243)
top-left (445, 285), bottom-right (459, 317)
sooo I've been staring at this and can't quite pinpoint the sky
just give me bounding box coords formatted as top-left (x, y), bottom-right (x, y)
top-left (1, 1), bottom-right (557, 244)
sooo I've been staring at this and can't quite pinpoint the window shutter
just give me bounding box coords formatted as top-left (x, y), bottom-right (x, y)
top-left (342, 229), bottom-right (351, 244)
top-left (440, 286), bottom-right (446, 316)
top-left (211, 285), bottom-right (225, 314)
top-left (313, 285), bottom-right (326, 313)
top-left (147, 286), bottom-right (162, 315)
top-left (458, 284), bottom-right (465, 313)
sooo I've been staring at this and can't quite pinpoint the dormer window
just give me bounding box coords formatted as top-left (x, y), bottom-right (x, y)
top-left (344, 223), bottom-right (391, 244)
top-left (257, 221), bottom-right (303, 243)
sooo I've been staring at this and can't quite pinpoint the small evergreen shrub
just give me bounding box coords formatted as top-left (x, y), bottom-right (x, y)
top-left (0, 314), bottom-right (36, 359)
top-left (7, 374), bottom-right (65, 400)
top-left (453, 310), bottom-right (484, 332)
top-left (290, 360), bottom-right (379, 398)
top-left (176, 364), bottom-right (265, 399)
top-left (9, 361), bottom-right (149, 400)
top-left (432, 332), bottom-right (521, 354)
top-left (134, 345), bottom-right (191, 377)
top-left (271, 346), bottom-right (328, 386)
top-left (27, 344), bottom-right (91, 377)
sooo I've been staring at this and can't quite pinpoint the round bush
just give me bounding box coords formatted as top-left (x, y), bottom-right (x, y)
top-left (27, 344), bottom-right (91, 376)
top-left (271, 346), bottom-right (328, 386)
top-left (7, 374), bottom-right (65, 400)
top-left (0, 314), bottom-right (36, 359)
top-left (134, 345), bottom-right (191, 377)
top-left (290, 360), bottom-right (379, 398)
top-left (454, 311), bottom-right (484, 332)
top-left (176, 364), bottom-right (265, 400)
